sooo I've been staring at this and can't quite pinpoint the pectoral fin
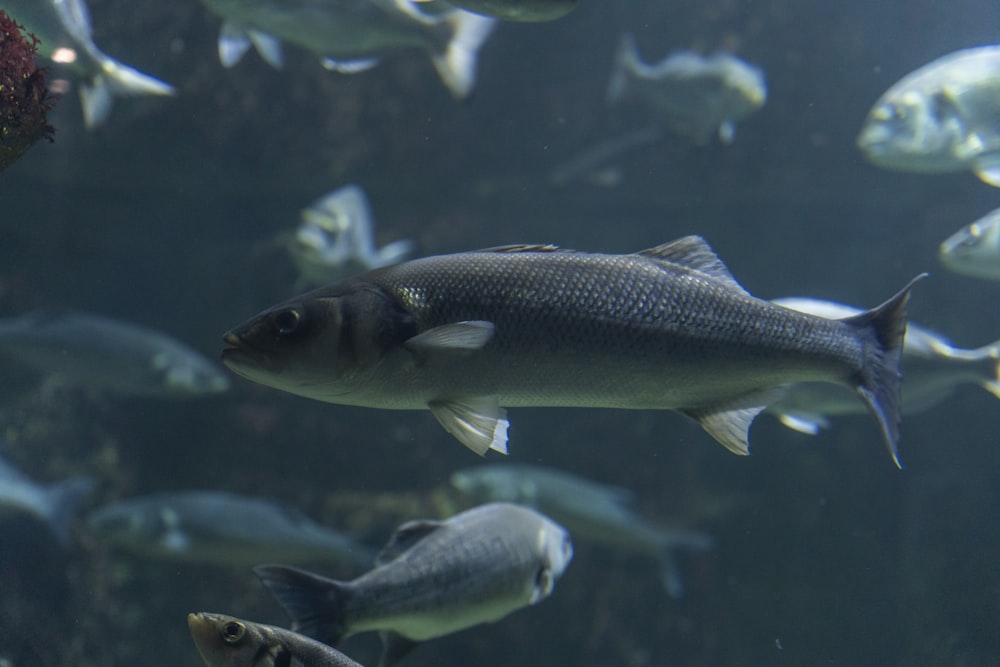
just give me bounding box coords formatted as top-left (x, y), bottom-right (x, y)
top-left (428, 397), bottom-right (508, 455)
top-left (405, 321), bottom-right (495, 352)
top-left (378, 631), bottom-right (420, 667)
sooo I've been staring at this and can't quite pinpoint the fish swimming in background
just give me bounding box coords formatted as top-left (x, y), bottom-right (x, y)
top-left (189, 613), bottom-right (366, 667)
top-left (418, 0), bottom-right (577, 22)
top-left (939, 207), bottom-right (1000, 280)
top-left (0, 310), bottom-right (230, 399)
top-left (607, 34), bottom-right (767, 144)
top-left (766, 297), bottom-right (1000, 435)
top-left (0, 0), bottom-right (175, 127)
top-left (857, 46), bottom-right (1000, 187)
top-left (198, 0), bottom-right (496, 99)
top-left (451, 464), bottom-right (713, 598)
top-left (86, 491), bottom-right (375, 568)
top-left (255, 502), bottom-right (572, 667)
top-left (0, 450), bottom-right (95, 546)
top-left (222, 236), bottom-right (919, 467)
top-left (289, 185), bottom-right (415, 287)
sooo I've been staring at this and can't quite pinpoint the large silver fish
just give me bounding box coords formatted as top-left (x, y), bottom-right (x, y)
top-left (607, 34), bottom-right (767, 145)
top-left (199, 0), bottom-right (496, 99)
top-left (189, 613), bottom-right (366, 667)
top-left (939, 207), bottom-right (1000, 280)
top-left (0, 310), bottom-right (230, 399)
top-left (857, 46), bottom-right (1000, 187)
top-left (0, 451), bottom-right (94, 546)
top-left (451, 464), bottom-right (712, 598)
top-left (86, 491), bottom-right (374, 568)
top-left (767, 297), bottom-right (1000, 435)
top-left (222, 236), bottom-right (918, 467)
top-left (0, 0), bottom-right (175, 127)
top-left (254, 502), bottom-right (572, 667)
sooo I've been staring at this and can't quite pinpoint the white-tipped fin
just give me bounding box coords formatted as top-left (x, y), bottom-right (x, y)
top-left (775, 411), bottom-right (830, 435)
top-left (80, 59), bottom-right (175, 128)
top-left (373, 239), bottom-right (416, 267)
top-left (432, 11), bottom-right (497, 98)
top-left (405, 321), bottom-right (495, 352)
top-left (219, 23), bottom-right (252, 67)
top-left (249, 30), bottom-right (284, 68)
top-left (321, 57), bottom-right (380, 73)
top-left (428, 397), bottom-right (509, 455)
top-left (974, 157), bottom-right (1000, 188)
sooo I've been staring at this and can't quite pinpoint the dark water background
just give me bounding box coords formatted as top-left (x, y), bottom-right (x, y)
top-left (2, 0), bottom-right (1000, 665)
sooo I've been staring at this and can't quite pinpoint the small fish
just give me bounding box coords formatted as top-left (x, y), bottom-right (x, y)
top-left (607, 34), bottom-right (766, 144)
top-left (199, 0), bottom-right (496, 99)
top-left (254, 502), bottom-right (573, 667)
top-left (222, 236), bottom-right (920, 467)
top-left (289, 185), bottom-right (415, 287)
top-left (189, 612), bottom-right (366, 667)
top-left (857, 46), bottom-right (1000, 187)
top-left (417, 0), bottom-right (577, 22)
top-left (0, 0), bottom-right (175, 127)
top-left (0, 451), bottom-right (95, 546)
top-left (86, 491), bottom-right (374, 568)
top-left (939, 207), bottom-right (1000, 280)
top-left (451, 464), bottom-right (712, 598)
top-left (0, 310), bottom-right (229, 399)
top-left (768, 297), bottom-right (1000, 435)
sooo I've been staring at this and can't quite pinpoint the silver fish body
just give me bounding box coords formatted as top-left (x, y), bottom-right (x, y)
top-left (939, 207), bottom-right (1000, 280)
top-left (0, 0), bottom-right (175, 127)
top-left (223, 236), bottom-right (916, 466)
top-left (189, 613), bottom-right (365, 667)
top-left (199, 0), bottom-right (495, 98)
top-left (768, 297), bottom-right (1000, 434)
top-left (254, 502), bottom-right (572, 667)
top-left (451, 464), bottom-right (712, 597)
top-left (0, 310), bottom-right (229, 399)
top-left (433, 0), bottom-right (576, 22)
top-left (607, 34), bottom-right (766, 144)
top-left (0, 452), bottom-right (94, 546)
top-left (857, 46), bottom-right (1000, 187)
top-left (85, 491), bottom-right (374, 568)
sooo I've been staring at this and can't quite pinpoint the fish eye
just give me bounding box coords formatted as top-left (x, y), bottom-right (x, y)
top-left (222, 621), bottom-right (245, 644)
top-left (272, 309), bottom-right (301, 335)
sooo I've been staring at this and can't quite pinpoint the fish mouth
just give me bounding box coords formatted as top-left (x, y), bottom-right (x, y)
top-left (220, 332), bottom-right (277, 373)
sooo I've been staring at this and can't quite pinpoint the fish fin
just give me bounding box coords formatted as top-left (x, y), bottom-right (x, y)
top-left (654, 530), bottom-right (714, 599)
top-left (321, 57), bottom-right (380, 73)
top-left (253, 565), bottom-right (350, 646)
top-left (428, 397), bottom-right (509, 455)
top-left (657, 549), bottom-right (684, 598)
top-left (683, 388), bottom-right (784, 455)
top-left (431, 11), bottom-right (496, 98)
top-left (373, 239), bottom-right (416, 268)
top-left (378, 632), bottom-right (421, 667)
top-left (405, 321), bottom-right (495, 352)
top-left (248, 30), bottom-right (284, 68)
top-left (637, 236), bottom-right (748, 294)
top-left (219, 22), bottom-right (253, 67)
top-left (718, 121), bottom-right (736, 144)
top-left (376, 519), bottom-right (442, 565)
top-left (774, 411), bottom-right (830, 435)
top-left (974, 158), bottom-right (1000, 188)
top-left (979, 340), bottom-right (1000, 398)
top-left (841, 274), bottom-right (926, 469)
top-left (42, 476), bottom-right (95, 547)
top-left (607, 33), bottom-right (639, 103)
top-left (475, 244), bottom-right (562, 253)
top-left (79, 78), bottom-right (113, 129)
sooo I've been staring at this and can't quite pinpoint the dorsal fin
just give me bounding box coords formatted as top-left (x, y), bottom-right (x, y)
top-left (474, 244), bottom-right (562, 253)
top-left (637, 236), bottom-right (746, 292)
top-left (375, 519), bottom-right (442, 565)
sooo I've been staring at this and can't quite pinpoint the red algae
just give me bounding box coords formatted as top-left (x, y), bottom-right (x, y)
top-left (0, 9), bottom-right (55, 172)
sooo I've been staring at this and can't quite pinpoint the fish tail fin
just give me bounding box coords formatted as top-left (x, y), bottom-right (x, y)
top-left (654, 530), bottom-right (714, 599)
top-left (433, 11), bottom-right (496, 99)
top-left (842, 274), bottom-right (925, 469)
top-left (607, 33), bottom-right (639, 104)
top-left (253, 564), bottom-right (351, 645)
top-left (43, 476), bottom-right (96, 547)
top-left (81, 59), bottom-right (175, 128)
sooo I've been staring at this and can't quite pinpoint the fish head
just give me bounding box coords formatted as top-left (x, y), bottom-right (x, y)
top-left (939, 212), bottom-right (1000, 278)
top-left (530, 519), bottom-right (573, 604)
top-left (857, 88), bottom-right (970, 172)
top-left (188, 613), bottom-right (269, 667)
top-left (221, 282), bottom-right (416, 401)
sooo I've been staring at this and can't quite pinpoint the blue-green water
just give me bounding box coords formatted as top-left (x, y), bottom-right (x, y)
top-left (2, 0), bottom-right (1000, 665)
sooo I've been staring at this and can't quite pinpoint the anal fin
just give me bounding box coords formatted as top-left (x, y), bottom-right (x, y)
top-left (428, 397), bottom-right (508, 455)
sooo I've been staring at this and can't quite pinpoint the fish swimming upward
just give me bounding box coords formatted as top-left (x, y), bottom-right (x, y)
top-left (222, 236), bottom-right (920, 466)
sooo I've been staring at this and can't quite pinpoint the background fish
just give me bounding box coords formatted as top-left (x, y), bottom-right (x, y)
top-left (222, 236), bottom-right (916, 466)
top-left (451, 464), bottom-right (713, 598)
top-left (0, 451), bottom-right (94, 546)
top-left (857, 45), bottom-right (1000, 186)
top-left (189, 612), bottom-right (366, 667)
top-left (255, 502), bottom-right (572, 667)
top-left (939, 207), bottom-right (1000, 280)
top-left (424, 0), bottom-right (577, 22)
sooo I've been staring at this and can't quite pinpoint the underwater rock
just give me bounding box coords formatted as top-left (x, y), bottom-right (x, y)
top-left (0, 10), bottom-right (54, 172)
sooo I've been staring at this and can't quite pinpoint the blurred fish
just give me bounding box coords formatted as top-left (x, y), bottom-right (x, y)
top-left (86, 491), bottom-right (375, 568)
top-left (939, 207), bottom-right (1000, 280)
top-left (254, 502), bottom-right (572, 667)
top-left (189, 612), bottom-right (366, 667)
top-left (222, 236), bottom-right (919, 467)
top-left (0, 310), bottom-right (229, 399)
top-left (857, 46), bottom-right (1000, 187)
top-left (768, 297), bottom-right (1000, 435)
top-left (419, 0), bottom-right (576, 22)
top-left (199, 0), bottom-right (496, 99)
top-left (0, 0), bottom-right (175, 128)
top-left (289, 185), bottom-right (415, 287)
top-left (607, 34), bottom-right (766, 144)
top-left (547, 125), bottom-right (662, 187)
top-left (0, 451), bottom-right (94, 546)
top-left (451, 464), bottom-right (712, 598)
